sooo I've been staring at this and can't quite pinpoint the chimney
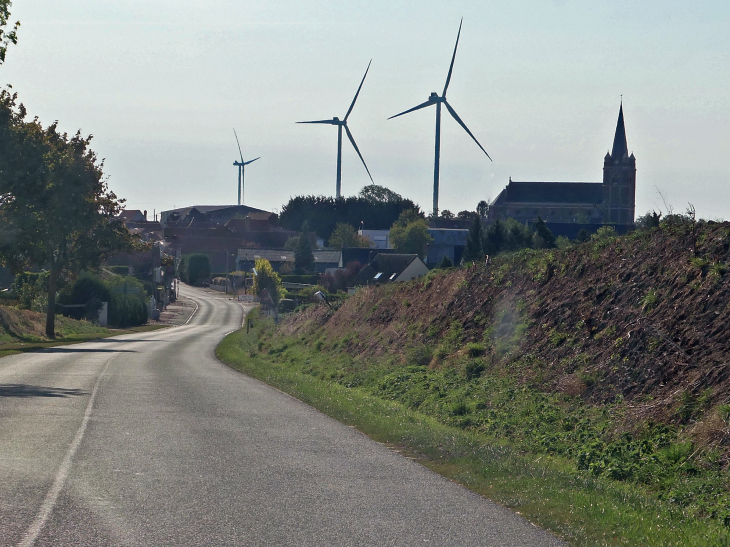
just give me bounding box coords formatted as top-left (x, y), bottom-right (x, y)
top-left (144, 210), bottom-right (148, 220)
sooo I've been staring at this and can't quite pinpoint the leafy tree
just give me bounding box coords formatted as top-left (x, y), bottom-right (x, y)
top-left (389, 210), bottom-right (433, 259)
top-left (0, 0), bottom-right (19, 66)
top-left (462, 216), bottom-right (484, 262)
top-left (252, 258), bottom-right (285, 304)
top-left (283, 235), bottom-right (300, 250)
top-left (501, 218), bottom-right (533, 252)
top-left (440, 209), bottom-right (454, 219)
top-left (279, 190), bottom-right (421, 242)
top-left (295, 221), bottom-right (314, 273)
top-left (576, 228), bottom-right (590, 243)
top-left (636, 210), bottom-right (662, 229)
top-left (457, 210), bottom-right (479, 221)
top-left (0, 91), bottom-right (137, 337)
top-left (532, 217), bottom-right (556, 249)
top-left (328, 222), bottom-right (370, 249)
top-left (483, 219), bottom-right (506, 256)
top-left (359, 184), bottom-right (402, 204)
top-left (476, 200), bottom-right (489, 218)
top-left (179, 253), bottom-right (211, 284)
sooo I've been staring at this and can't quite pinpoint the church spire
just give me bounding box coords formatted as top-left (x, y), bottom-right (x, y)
top-left (611, 101), bottom-right (628, 159)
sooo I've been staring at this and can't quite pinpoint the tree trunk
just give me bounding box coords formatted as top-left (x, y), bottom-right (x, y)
top-left (45, 266), bottom-right (58, 339)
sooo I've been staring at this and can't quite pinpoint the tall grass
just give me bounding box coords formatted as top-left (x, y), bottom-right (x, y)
top-left (216, 316), bottom-right (730, 547)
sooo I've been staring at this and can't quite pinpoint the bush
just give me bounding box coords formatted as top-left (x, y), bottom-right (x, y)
top-left (179, 253), bottom-right (211, 285)
top-left (253, 258), bottom-right (285, 305)
top-left (61, 273), bottom-right (148, 327)
top-left (105, 276), bottom-right (148, 327)
top-left (61, 273), bottom-right (111, 321)
top-left (12, 271), bottom-right (50, 312)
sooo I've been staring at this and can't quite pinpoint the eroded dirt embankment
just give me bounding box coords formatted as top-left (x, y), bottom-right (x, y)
top-left (282, 222), bottom-right (730, 433)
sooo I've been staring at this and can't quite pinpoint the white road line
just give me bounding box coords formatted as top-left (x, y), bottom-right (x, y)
top-left (182, 297), bottom-right (199, 326)
top-left (18, 357), bottom-right (114, 547)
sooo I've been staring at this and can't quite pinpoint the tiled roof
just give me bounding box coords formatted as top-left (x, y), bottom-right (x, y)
top-left (494, 181), bottom-right (603, 205)
top-left (313, 250), bottom-right (341, 264)
top-left (238, 249), bottom-right (294, 263)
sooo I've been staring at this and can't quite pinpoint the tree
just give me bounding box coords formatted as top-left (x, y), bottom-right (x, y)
top-left (483, 219), bottom-right (506, 256)
top-left (0, 0), bottom-right (19, 66)
top-left (179, 253), bottom-right (211, 284)
top-left (389, 210), bottom-right (433, 259)
top-left (636, 210), bottom-right (662, 229)
top-left (457, 210), bottom-right (479, 221)
top-left (462, 216), bottom-right (484, 262)
top-left (532, 217), bottom-right (556, 249)
top-left (294, 221), bottom-right (314, 273)
top-left (0, 91), bottom-right (137, 337)
top-left (576, 228), bottom-right (590, 243)
top-left (440, 209), bottom-right (454, 219)
top-left (328, 223), bottom-right (370, 249)
top-left (279, 191), bottom-right (421, 242)
top-left (359, 184), bottom-right (402, 204)
top-left (252, 258), bottom-right (285, 304)
top-left (476, 200), bottom-right (489, 219)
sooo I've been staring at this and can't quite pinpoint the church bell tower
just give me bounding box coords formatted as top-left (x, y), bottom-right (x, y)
top-left (603, 103), bottom-right (636, 225)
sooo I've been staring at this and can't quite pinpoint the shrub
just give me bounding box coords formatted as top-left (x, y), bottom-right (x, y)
top-left (104, 276), bottom-right (148, 327)
top-left (179, 253), bottom-right (211, 285)
top-left (12, 271), bottom-right (50, 311)
top-left (592, 225), bottom-right (617, 240)
top-left (640, 289), bottom-right (659, 311)
top-left (253, 258), bottom-right (285, 305)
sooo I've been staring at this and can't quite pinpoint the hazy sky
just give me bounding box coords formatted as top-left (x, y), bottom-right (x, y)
top-left (3, 1), bottom-right (730, 221)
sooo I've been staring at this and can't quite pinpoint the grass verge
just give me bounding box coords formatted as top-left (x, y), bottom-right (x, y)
top-left (216, 313), bottom-right (730, 547)
top-left (0, 323), bottom-right (169, 358)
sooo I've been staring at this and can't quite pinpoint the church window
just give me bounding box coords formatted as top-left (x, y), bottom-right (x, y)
top-left (612, 174), bottom-right (620, 185)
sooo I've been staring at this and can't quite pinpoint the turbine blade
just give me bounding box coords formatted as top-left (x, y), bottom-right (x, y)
top-left (345, 125), bottom-right (373, 183)
top-left (296, 119), bottom-right (337, 124)
top-left (443, 18), bottom-right (463, 97)
top-left (244, 157), bottom-right (260, 166)
top-left (233, 128), bottom-right (244, 163)
top-left (387, 99), bottom-right (434, 120)
top-left (344, 60), bottom-right (372, 121)
top-left (444, 100), bottom-right (492, 161)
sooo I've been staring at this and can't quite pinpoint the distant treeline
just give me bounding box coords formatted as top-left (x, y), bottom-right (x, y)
top-left (279, 194), bottom-right (421, 241)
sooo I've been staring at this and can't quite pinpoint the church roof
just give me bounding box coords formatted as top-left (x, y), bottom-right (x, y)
top-left (493, 181), bottom-right (603, 205)
top-left (611, 103), bottom-right (628, 159)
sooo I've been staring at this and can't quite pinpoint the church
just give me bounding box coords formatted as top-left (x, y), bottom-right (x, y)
top-left (487, 104), bottom-right (636, 237)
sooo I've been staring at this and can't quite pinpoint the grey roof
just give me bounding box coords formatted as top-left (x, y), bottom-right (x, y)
top-left (340, 247), bottom-right (399, 267)
top-left (313, 250), bottom-right (342, 264)
top-left (236, 248), bottom-right (341, 265)
top-left (353, 253), bottom-right (421, 286)
top-left (493, 181), bottom-right (603, 205)
top-left (611, 103), bottom-right (628, 159)
top-left (238, 249), bottom-right (294, 263)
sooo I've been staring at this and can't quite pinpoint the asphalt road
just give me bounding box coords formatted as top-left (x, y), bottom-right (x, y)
top-left (0, 285), bottom-right (566, 546)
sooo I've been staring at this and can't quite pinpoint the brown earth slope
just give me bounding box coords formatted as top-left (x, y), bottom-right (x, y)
top-left (282, 221), bottom-right (730, 436)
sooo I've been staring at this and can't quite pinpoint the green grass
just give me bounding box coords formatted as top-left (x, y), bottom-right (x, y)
top-left (0, 323), bottom-right (169, 358)
top-left (216, 314), bottom-right (730, 547)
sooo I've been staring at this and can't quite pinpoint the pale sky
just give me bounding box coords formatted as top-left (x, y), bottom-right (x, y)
top-left (3, 1), bottom-right (730, 221)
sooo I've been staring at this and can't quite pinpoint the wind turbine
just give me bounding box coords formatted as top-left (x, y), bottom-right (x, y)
top-left (297, 60), bottom-right (374, 199)
top-left (389, 19), bottom-right (491, 218)
top-left (232, 129), bottom-right (260, 206)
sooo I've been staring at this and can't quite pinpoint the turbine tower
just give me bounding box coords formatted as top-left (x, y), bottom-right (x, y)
top-left (297, 60), bottom-right (374, 199)
top-left (388, 19), bottom-right (491, 217)
top-left (232, 129), bottom-right (260, 206)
